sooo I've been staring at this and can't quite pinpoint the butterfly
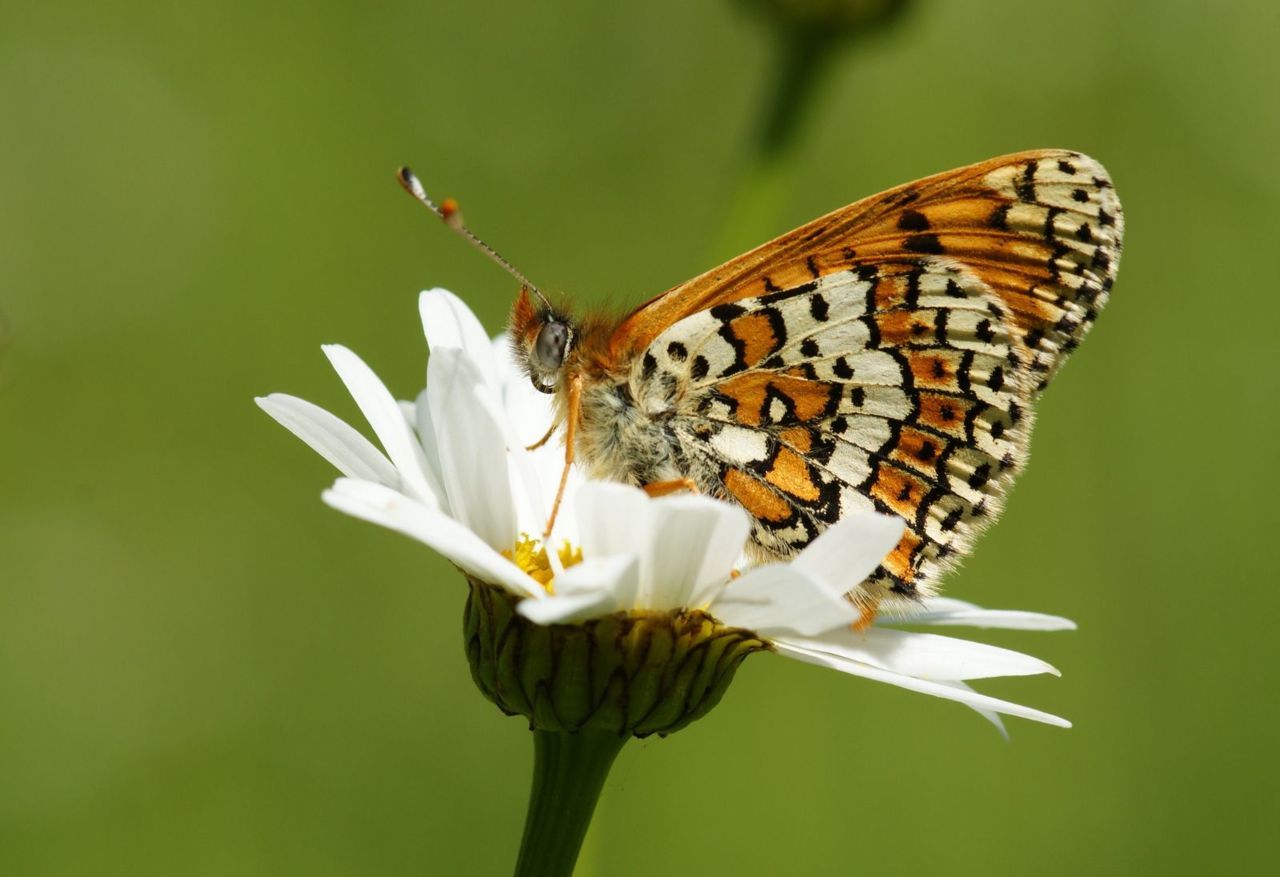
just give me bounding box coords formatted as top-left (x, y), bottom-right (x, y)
top-left (399, 150), bottom-right (1123, 625)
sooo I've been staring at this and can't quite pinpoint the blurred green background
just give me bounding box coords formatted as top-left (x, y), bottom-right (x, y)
top-left (3, 1), bottom-right (1278, 874)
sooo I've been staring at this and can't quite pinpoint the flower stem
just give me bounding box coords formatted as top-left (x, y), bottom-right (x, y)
top-left (513, 729), bottom-right (627, 877)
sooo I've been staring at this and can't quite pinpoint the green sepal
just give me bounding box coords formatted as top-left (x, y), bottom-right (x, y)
top-left (464, 579), bottom-right (770, 737)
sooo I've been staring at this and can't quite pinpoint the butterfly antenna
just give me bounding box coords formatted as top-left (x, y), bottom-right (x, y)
top-left (396, 167), bottom-right (551, 309)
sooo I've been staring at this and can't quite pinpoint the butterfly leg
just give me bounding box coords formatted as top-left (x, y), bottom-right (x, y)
top-left (852, 603), bottom-right (880, 633)
top-left (525, 420), bottom-right (557, 452)
top-left (642, 478), bottom-right (699, 498)
top-left (542, 373), bottom-right (582, 540)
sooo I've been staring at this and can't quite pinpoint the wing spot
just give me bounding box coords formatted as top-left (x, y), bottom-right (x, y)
top-left (1015, 160), bottom-right (1038, 201)
top-left (666, 341), bottom-right (687, 361)
top-left (898, 209), bottom-right (930, 232)
top-left (940, 508), bottom-right (962, 532)
top-left (967, 463), bottom-right (991, 489)
top-left (642, 352), bottom-right (657, 379)
top-left (710, 303), bottom-right (745, 321)
top-left (690, 355), bottom-right (710, 380)
top-left (904, 233), bottom-right (945, 255)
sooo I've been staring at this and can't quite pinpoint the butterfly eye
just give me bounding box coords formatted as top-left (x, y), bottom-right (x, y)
top-left (533, 320), bottom-right (570, 372)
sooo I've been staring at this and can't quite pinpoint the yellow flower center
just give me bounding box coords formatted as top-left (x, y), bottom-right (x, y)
top-left (502, 535), bottom-right (583, 594)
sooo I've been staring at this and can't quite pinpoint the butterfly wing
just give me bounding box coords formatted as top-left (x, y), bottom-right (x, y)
top-left (609, 150), bottom-right (1123, 600)
top-left (612, 149), bottom-right (1123, 394)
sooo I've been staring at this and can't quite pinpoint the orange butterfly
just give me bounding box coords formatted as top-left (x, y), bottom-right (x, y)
top-left (399, 150), bottom-right (1123, 625)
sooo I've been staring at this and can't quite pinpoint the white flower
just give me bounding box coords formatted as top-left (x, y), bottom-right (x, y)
top-left (258, 288), bottom-right (1075, 733)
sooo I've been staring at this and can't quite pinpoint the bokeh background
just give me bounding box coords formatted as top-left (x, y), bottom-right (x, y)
top-left (3, 1), bottom-right (1278, 874)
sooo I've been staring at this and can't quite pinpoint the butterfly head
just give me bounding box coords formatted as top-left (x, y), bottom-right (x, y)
top-left (510, 286), bottom-right (575, 394)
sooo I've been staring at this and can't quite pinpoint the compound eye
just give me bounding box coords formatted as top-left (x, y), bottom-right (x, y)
top-left (534, 321), bottom-right (569, 371)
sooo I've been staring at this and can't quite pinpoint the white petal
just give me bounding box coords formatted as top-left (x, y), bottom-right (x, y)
top-left (517, 555), bottom-right (639, 625)
top-left (426, 347), bottom-right (517, 549)
top-left (322, 478), bottom-right (542, 599)
top-left (322, 345), bottom-right (436, 504)
top-left (791, 511), bottom-right (904, 595)
top-left (554, 554), bottom-right (638, 601)
top-left (576, 483), bottom-right (653, 569)
top-left (255, 394), bottom-right (400, 486)
top-left (782, 627), bottom-right (1059, 681)
top-left (419, 288), bottom-right (500, 393)
top-left (518, 591), bottom-right (611, 626)
top-left (711, 565), bottom-right (857, 637)
top-left (573, 485), bottom-right (754, 611)
top-left (412, 388), bottom-right (450, 514)
top-left (646, 495), bottom-right (751, 610)
top-left (773, 641), bottom-right (1070, 728)
top-left (941, 680), bottom-right (1009, 739)
top-left (887, 596), bottom-right (1077, 631)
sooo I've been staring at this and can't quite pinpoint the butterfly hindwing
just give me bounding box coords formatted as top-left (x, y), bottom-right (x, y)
top-left (634, 257), bottom-right (1033, 601)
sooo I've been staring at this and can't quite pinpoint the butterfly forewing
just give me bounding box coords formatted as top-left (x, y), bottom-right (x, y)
top-left (606, 150), bottom-right (1122, 602)
top-left (612, 150), bottom-right (1123, 393)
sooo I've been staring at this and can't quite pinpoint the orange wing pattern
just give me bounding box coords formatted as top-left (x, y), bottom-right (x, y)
top-left (596, 150), bottom-right (1122, 603)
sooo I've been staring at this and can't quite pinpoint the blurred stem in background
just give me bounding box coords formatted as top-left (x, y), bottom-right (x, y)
top-left (716, 0), bottom-right (914, 257)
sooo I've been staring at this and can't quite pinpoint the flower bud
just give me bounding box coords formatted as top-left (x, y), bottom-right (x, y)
top-left (464, 579), bottom-right (770, 737)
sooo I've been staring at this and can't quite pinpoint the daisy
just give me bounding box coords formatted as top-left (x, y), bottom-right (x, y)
top-left (257, 288), bottom-right (1073, 735)
top-left (258, 288), bottom-right (1078, 874)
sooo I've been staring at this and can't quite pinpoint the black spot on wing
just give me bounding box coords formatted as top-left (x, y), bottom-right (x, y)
top-left (898, 209), bottom-right (930, 232)
top-left (903, 234), bottom-right (944, 255)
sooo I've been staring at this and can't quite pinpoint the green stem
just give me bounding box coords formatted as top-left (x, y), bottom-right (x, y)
top-left (513, 729), bottom-right (628, 877)
top-left (756, 27), bottom-right (837, 161)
